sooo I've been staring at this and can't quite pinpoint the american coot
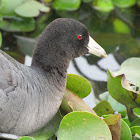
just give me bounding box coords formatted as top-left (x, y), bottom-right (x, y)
top-left (0, 18), bottom-right (107, 136)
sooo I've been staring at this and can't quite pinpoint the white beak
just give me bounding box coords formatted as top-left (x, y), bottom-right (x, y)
top-left (87, 36), bottom-right (107, 58)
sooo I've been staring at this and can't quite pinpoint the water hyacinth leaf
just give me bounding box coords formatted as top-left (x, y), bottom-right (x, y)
top-left (113, 18), bottom-right (130, 34)
top-left (131, 118), bottom-right (140, 127)
top-left (99, 92), bottom-right (127, 117)
top-left (107, 70), bottom-right (139, 109)
top-left (104, 114), bottom-right (121, 140)
top-left (104, 114), bottom-right (121, 125)
top-left (58, 111), bottom-right (112, 140)
top-left (93, 100), bottom-right (114, 116)
top-left (66, 74), bottom-right (91, 98)
top-left (133, 108), bottom-right (140, 116)
top-left (53, 0), bottom-right (81, 11)
top-left (0, 17), bottom-right (35, 32)
top-left (112, 58), bottom-right (140, 106)
top-left (121, 119), bottom-right (132, 140)
top-left (19, 136), bottom-right (36, 140)
top-left (0, 0), bottom-right (24, 16)
top-left (122, 118), bottom-right (131, 126)
top-left (15, 0), bottom-right (50, 17)
top-left (113, 0), bottom-right (136, 8)
top-left (61, 88), bottom-right (96, 114)
top-left (131, 126), bottom-right (140, 136)
top-left (0, 32), bottom-right (2, 47)
top-left (92, 0), bottom-right (114, 12)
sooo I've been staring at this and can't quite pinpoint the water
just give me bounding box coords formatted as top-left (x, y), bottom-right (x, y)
top-left (1, 4), bottom-right (140, 108)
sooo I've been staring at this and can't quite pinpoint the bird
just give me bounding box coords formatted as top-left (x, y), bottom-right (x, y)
top-left (0, 18), bottom-right (107, 136)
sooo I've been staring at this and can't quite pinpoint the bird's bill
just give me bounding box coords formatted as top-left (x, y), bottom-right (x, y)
top-left (87, 36), bottom-right (107, 58)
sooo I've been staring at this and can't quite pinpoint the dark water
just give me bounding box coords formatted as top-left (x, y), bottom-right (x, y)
top-left (1, 3), bottom-right (140, 108)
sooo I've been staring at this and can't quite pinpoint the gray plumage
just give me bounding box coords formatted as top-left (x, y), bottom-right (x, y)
top-left (0, 18), bottom-right (89, 136)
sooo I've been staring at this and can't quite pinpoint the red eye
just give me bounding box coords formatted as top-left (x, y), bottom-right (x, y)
top-left (77, 35), bottom-right (82, 40)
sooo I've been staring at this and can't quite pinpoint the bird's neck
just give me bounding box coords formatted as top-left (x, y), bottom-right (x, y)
top-left (31, 42), bottom-right (70, 83)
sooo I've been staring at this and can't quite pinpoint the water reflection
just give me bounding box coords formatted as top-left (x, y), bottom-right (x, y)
top-left (1, 3), bottom-right (140, 108)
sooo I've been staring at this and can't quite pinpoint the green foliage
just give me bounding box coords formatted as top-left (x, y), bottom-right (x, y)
top-left (93, 100), bottom-right (114, 116)
top-left (57, 111), bottom-right (112, 140)
top-left (66, 74), bottom-right (91, 98)
top-left (53, 0), bottom-right (81, 11)
top-left (113, 18), bottom-right (130, 34)
top-left (0, 17), bottom-right (35, 32)
top-left (15, 0), bottom-right (50, 17)
top-left (121, 119), bottom-right (132, 140)
top-left (92, 0), bottom-right (114, 12)
top-left (18, 136), bottom-right (36, 140)
top-left (113, 0), bottom-right (136, 8)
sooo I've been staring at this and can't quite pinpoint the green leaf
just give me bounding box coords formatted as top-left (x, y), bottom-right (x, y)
top-left (0, 0), bottom-right (24, 16)
top-left (66, 74), bottom-right (91, 98)
top-left (93, 100), bottom-right (114, 116)
top-left (131, 118), bottom-right (140, 127)
top-left (0, 17), bottom-right (35, 32)
top-left (104, 114), bottom-right (121, 125)
top-left (15, 0), bottom-right (50, 17)
top-left (99, 92), bottom-right (127, 117)
top-left (122, 118), bottom-right (131, 126)
top-left (113, 0), bottom-right (136, 8)
top-left (137, 0), bottom-right (140, 6)
top-left (107, 70), bottom-right (139, 109)
top-left (53, 0), bottom-right (81, 11)
top-left (58, 111), bottom-right (112, 140)
top-left (111, 58), bottom-right (140, 106)
top-left (92, 0), bottom-right (114, 12)
top-left (133, 108), bottom-right (140, 116)
top-left (61, 88), bottom-right (96, 114)
top-left (131, 126), bottom-right (140, 136)
top-left (18, 136), bottom-right (36, 140)
top-left (113, 18), bottom-right (130, 34)
top-left (0, 32), bottom-right (2, 47)
top-left (121, 119), bottom-right (132, 140)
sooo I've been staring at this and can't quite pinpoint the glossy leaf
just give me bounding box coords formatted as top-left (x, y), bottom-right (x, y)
top-left (58, 111), bottom-right (112, 140)
top-left (93, 100), bottom-right (114, 116)
top-left (0, 17), bottom-right (35, 32)
top-left (53, 0), bottom-right (81, 11)
top-left (66, 74), bottom-right (91, 98)
top-left (131, 119), bottom-right (140, 127)
top-left (104, 114), bottom-right (121, 125)
top-left (113, 18), bottom-right (130, 34)
top-left (113, 0), bottom-right (136, 8)
top-left (131, 126), bottom-right (140, 136)
top-left (92, 0), bottom-right (114, 12)
top-left (99, 92), bottom-right (127, 117)
top-left (61, 88), bottom-right (96, 114)
top-left (104, 114), bottom-right (121, 140)
top-left (121, 119), bottom-right (132, 140)
top-left (133, 108), bottom-right (140, 116)
top-left (107, 70), bottom-right (139, 108)
top-left (19, 136), bottom-right (36, 140)
top-left (111, 58), bottom-right (140, 106)
top-left (0, 32), bottom-right (2, 47)
top-left (0, 0), bottom-right (24, 16)
top-left (15, 0), bottom-right (50, 17)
